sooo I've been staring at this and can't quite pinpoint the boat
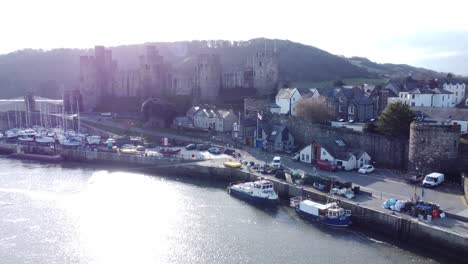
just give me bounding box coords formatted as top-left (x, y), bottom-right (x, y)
top-left (227, 180), bottom-right (278, 206)
top-left (17, 136), bottom-right (34, 142)
top-left (224, 160), bottom-right (242, 168)
top-left (86, 135), bottom-right (101, 145)
top-left (59, 139), bottom-right (81, 146)
top-left (5, 130), bottom-right (18, 139)
top-left (159, 148), bottom-right (181, 155)
top-left (290, 197), bottom-right (352, 227)
top-left (120, 144), bottom-right (137, 154)
top-left (35, 136), bottom-right (56, 144)
top-left (9, 153), bottom-right (64, 163)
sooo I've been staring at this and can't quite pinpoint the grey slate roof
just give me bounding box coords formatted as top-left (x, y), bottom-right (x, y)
top-left (412, 107), bottom-right (468, 121)
top-left (408, 88), bottom-right (452, 95)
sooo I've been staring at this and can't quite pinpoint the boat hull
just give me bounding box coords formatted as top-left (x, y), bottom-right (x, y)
top-left (295, 208), bottom-right (351, 227)
top-left (228, 187), bottom-right (278, 206)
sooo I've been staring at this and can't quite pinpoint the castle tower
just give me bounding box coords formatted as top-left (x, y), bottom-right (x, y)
top-left (409, 121), bottom-right (460, 174)
top-left (139, 46), bottom-right (172, 98)
top-left (78, 46), bottom-right (117, 112)
top-left (193, 54), bottom-right (222, 103)
top-left (251, 51), bottom-right (279, 96)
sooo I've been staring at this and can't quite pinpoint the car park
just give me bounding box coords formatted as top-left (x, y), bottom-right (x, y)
top-left (358, 165), bottom-right (375, 174)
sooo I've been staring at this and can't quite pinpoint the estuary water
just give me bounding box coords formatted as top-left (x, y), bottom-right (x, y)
top-left (0, 158), bottom-right (451, 264)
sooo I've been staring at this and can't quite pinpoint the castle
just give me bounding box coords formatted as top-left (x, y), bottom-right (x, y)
top-left (78, 46), bottom-right (279, 112)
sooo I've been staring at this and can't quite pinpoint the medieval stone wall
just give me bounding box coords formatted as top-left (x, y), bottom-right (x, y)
top-left (268, 114), bottom-right (408, 169)
top-left (193, 54), bottom-right (222, 103)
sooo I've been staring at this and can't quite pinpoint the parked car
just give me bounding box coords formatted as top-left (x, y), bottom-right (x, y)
top-left (358, 165), bottom-right (375, 174)
top-left (197, 144), bottom-right (210, 151)
top-left (422, 172), bottom-right (444, 188)
top-left (271, 156), bottom-right (282, 169)
top-left (185, 143), bottom-right (197, 150)
top-left (316, 160), bottom-right (337, 171)
top-left (208, 147), bottom-right (221, 155)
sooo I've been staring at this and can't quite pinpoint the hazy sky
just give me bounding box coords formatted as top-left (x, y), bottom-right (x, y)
top-left (1, 0), bottom-right (467, 74)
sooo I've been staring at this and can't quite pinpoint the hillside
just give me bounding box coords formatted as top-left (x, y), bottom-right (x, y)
top-left (347, 57), bottom-right (443, 79)
top-left (0, 38), bottom-right (449, 98)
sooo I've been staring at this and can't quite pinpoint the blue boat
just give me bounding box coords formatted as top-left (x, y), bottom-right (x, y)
top-left (290, 197), bottom-right (352, 227)
top-left (228, 180), bottom-right (278, 206)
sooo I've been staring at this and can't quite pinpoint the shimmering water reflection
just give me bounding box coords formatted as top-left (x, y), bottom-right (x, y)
top-left (0, 159), bottom-right (447, 264)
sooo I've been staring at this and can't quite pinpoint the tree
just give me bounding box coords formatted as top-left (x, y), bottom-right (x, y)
top-left (333, 79), bottom-right (345, 87)
top-left (296, 97), bottom-right (334, 124)
top-left (377, 101), bottom-right (415, 138)
top-left (446, 73), bottom-right (453, 80)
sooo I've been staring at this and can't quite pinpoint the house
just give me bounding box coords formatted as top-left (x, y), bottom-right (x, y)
top-left (442, 79), bottom-right (466, 105)
top-left (412, 106), bottom-right (468, 132)
top-left (298, 139), bottom-right (371, 170)
top-left (189, 106), bottom-right (238, 132)
top-left (256, 124), bottom-right (294, 151)
top-left (316, 86), bottom-right (374, 122)
top-left (395, 87), bottom-right (454, 108)
top-left (275, 88), bottom-right (302, 115)
top-left (348, 96), bottom-right (376, 122)
top-left (232, 118), bottom-right (257, 146)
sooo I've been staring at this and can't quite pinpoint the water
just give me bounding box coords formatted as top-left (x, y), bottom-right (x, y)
top-left (0, 158), bottom-right (453, 264)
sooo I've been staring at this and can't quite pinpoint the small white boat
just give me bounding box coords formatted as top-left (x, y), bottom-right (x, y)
top-left (290, 197), bottom-right (352, 227)
top-left (19, 129), bottom-right (37, 137)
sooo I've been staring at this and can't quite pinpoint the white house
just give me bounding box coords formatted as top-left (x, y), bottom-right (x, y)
top-left (442, 80), bottom-right (466, 105)
top-left (298, 140), bottom-right (371, 171)
top-left (189, 106), bottom-right (238, 132)
top-left (392, 88), bottom-right (454, 108)
top-left (275, 88), bottom-right (302, 115)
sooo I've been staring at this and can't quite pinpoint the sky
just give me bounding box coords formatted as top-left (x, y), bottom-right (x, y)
top-left (1, 0), bottom-right (467, 74)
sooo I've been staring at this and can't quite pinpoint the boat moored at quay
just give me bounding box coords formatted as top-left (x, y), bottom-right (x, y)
top-left (227, 180), bottom-right (279, 206)
top-left (290, 196), bottom-right (352, 227)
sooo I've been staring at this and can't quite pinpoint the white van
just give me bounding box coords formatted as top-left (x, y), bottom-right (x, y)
top-left (422, 172), bottom-right (444, 187)
top-left (271, 156), bottom-right (282, 169)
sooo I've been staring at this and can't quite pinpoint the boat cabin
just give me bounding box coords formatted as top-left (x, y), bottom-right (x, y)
top-left (253, 180), bottom-right (274, 191)
top-left (298, 200), bottom-right (350, 218)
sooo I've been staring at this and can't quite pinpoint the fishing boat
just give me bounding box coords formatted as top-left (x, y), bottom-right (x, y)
top-left (227, 180), bottom-right (278, 206)
top-left (159, 148), bottom-right (181, 155)
top-left (290, 197), bottom-right (352, 227)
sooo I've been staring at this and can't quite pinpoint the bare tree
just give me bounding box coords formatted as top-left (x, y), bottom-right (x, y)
top-left (296, 97), bottom-right (334, 124)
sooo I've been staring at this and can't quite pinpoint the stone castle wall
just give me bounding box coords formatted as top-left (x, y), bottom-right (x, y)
top-left (409, 122), bottom-right (460, 173)
top-left (268, 114), bottom-right (408, 169)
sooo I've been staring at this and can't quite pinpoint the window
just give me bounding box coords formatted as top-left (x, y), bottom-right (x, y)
top-left (411, 102), bottom-right (415, 106)
top-left (301, 154), bottom-right (305, 160)
top-left (348, 105), bottom-right (354, 114)
top-left (412, 94), bottom-right (415, 99)
top-left (306, 154), bottom-right (309, 161)
top-left (339, 97), bottom-right (344, 102)
top-left (323, 151), bottom-right (326, 156)
top-left (442, 96), bottom-right (444, 101)
top-left (339, 104), bottom-right (343, 112)
top-left (456, 92), bottom-right (458, 96)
